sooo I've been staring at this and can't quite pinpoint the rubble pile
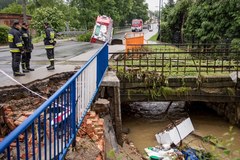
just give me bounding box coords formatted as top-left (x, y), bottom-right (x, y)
top-left (66, 111), bottom-right (105, 160)
top-left (0, 97), bottom-right (43, 137)
top-left (0, 73), bottom-right (73, 139)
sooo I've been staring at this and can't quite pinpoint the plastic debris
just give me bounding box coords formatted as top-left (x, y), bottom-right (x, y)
top-left (144, 146), bottom-right (184, 160)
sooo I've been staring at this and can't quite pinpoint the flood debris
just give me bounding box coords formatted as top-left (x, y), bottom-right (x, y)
top-left (144, 118), bottom-right (196, 160)
top-left (144, 146), bottom-right (184, 160)
top-left (155, 118), bottom-right (194, 145)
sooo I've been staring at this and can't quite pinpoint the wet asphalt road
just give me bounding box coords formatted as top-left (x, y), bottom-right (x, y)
top-left (0, 40), bottom-right (102, 75)
top-left (0, 25), bottom-right (157, 76)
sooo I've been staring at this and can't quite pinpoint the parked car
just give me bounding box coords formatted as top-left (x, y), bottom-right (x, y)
top-left (148, 24), bottom-right (153, 32)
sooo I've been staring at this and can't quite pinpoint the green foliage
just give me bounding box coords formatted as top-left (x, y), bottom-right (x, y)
top-left (160, 21), bottom-right (172, 42)
top-left (202, 126), bottom-right (240, 159)
top-left (32, 36), bottom-right (44, 43)
top-left (31, 7), bottom-right (65, 35)
top-left (107, 149), bottom-right (123, 160)
top-left (0, 2), bottom-right (23, 14)
top-left (0, 25), bottom-right (10, 44)
top-left (0, 0), bottom-right (16, 9)
top-left (107, 149), bottom-right (115, 159)
top-left (231, 38), bottom-right (240, 51)
top-left (126, 0), bottom-right (149, 24)
top-left (1, 0), bottom-right (149, 32)
top-left (77, 31), bottom-right (92, 42)
top-left (71, 0), bottom-right (100, 29)
top-left (71, 0), bottom-right (149, 28)
top-left (63, 6), bottom-right (81, 30)
top-left (161, 0), bottom-right (240, 43)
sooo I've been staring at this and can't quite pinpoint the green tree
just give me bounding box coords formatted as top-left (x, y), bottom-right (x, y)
top-left (70, 0), bottom-right (149, 28)
top-left (115, 0), bottom-right (134, 26)
top-left (0, 25), bottom-right (10, 44)
top-left (127, 0), bottom-right (148, 24)
top-left (160, 0), bottom-right (192, 43)
top-left (99, 0), bottom-right (120, 26)
top-left (60, 5), bottom-right (81, 30)
top-left (0, 2), bottom-right (23, 14)
top-left (185, 0), bottom-right (240, 43)
top-left (71, 0), bottom-right (99, 29)
top-left (0, 0), bottom-right (16, 9)
top-left (31, 7), bottom-right (65, 35)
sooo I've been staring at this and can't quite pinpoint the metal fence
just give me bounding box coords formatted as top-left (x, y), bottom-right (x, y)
top-left (0, 43), bottom-right (109, 160)
top-left (110, 43), bottom-right (240, 78)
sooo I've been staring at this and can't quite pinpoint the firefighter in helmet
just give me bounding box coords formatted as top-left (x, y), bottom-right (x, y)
top-left (8, 20), bottom-right (25, 76)
top-left (21, 22), bottom-right (34, 72)
top-left (43, 22), bottom-right (56, 70)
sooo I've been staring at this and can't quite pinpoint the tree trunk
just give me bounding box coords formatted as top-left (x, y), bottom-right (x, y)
top-left (22, 0), bottom-right (27, 23)
top-left (180, 14), bottom-right (185, 43)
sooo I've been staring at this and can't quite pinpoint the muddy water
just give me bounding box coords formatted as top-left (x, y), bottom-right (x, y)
top-left (122, 102), bottom-right (240, 158)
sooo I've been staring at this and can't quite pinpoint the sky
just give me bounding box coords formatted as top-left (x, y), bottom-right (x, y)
top-left (145, 0), bottom-right (168, 11)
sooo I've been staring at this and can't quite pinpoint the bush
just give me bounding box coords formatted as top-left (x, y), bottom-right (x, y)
top-left (231, 38), bottom-right (240, 51)
top-left (160, 22), bottom-right (172, 43)
top-left (77, 31), bottom-right (92, 42)
top-left (0, 25), bottom-right (10, 44)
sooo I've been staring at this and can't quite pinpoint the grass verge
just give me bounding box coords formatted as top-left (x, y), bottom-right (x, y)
top-left (148, 33), bottom-right (158, 41)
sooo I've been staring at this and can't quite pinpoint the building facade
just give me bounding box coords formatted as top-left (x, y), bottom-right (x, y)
top-left (0, 13), bottom-right (31, 27)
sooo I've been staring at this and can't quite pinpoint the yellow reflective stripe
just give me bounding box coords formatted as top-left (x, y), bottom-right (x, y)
top-left (16, 43), bottom-right (23, 47)
top-left (50, 31), bottom-right (55, 39)
top-left (45, 45), bottom-right (54, 49)
top-left (8, 34), bottom-right (14, 42)
top-left (10, 48), bottom-right (20, 52)
top-left (22, 33), bottom-right (28, 37)
top-left (49, 59), bottom-right (54, 61)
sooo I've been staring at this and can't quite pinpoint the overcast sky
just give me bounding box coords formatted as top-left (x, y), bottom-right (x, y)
top-left (146, 0), bottom-right (169, 11)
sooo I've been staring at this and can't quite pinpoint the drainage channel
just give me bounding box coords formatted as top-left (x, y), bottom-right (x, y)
top-left (122, 101), bottom-right (240, 159)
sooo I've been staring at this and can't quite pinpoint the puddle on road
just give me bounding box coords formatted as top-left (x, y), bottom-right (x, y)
top-left (122, 102), bottom-right (240, 158)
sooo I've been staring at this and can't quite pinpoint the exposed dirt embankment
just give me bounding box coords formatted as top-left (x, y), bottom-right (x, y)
top-left (0, 72), bottom-right (74, 138)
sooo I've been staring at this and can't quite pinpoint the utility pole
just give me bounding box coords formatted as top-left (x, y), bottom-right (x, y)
top-left (22, 0), bottom-right (27, 23)
top-left (157, 0), bottom-right (161, 41)
top-left (158, 0), bottom-right (161, 33)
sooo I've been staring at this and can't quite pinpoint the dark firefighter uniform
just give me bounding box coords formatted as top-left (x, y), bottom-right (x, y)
top-left (8, 21), bottom-right (25, 76)
top-left (21, 23), bottom-right (34, 72)
top-left (44, 23), bottom-right (55, 70)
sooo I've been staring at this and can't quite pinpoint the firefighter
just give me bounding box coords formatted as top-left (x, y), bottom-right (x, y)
top-left (43, 22), bottom-right (55, 70)
top-left (21, 22), bottom-right (34, 72)
top-left (8, 20), bottom-right (25, 76)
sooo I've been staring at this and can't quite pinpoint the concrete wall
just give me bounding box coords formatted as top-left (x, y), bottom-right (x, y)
top-left (206, 102), bottom-right (240, 127)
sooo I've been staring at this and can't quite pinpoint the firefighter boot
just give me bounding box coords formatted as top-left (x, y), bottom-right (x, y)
top-left (46, 62), bottom-right (52, 69)
top-left (26, 62), bottom-right (34, 71)
top-left (47, 61), bottom-right (55, 70)
top-left (22, 63), bottom-right (29, 73)
top-left (14, 72), bottom-right (25, 76)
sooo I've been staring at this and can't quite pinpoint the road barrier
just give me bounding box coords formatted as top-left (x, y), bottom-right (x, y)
top-left (0, 43), bottom-right (109, 160)
top-left (125, 32), bottom-right (144, 53)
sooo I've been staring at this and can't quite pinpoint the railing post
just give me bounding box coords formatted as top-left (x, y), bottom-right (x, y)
top-left (71, 80), bottom-right (76, 148)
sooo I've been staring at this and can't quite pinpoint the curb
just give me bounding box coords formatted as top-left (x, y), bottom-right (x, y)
top-left (0, 38), bottom-right (75, 52)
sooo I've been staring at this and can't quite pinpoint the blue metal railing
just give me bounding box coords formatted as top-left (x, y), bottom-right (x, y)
top-left (0, 42), bottom-right (109, 160)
